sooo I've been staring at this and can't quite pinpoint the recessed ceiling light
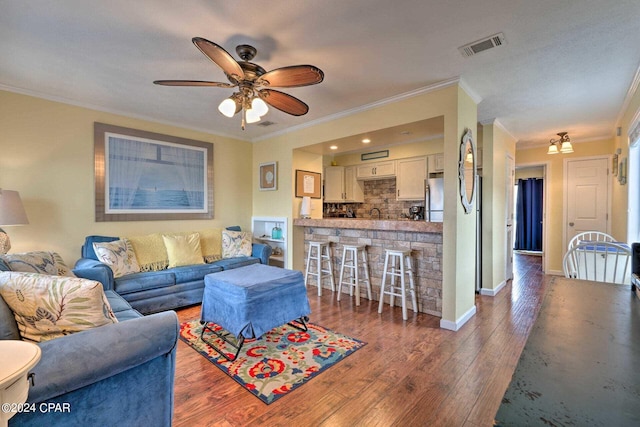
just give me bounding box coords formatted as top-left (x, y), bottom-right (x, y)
top-left (330, 145), bottom-right (338, 150)
top-left (362, 138), bottom-right (371, 143)
top-left (400, 131), bottom-right (411, 135)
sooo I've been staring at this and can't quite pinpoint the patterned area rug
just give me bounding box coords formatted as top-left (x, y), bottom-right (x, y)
top-left (179, 320), bottom-right (367, 404)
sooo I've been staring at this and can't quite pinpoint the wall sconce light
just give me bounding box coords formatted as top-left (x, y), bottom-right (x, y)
top-left (547, 132), bottom-right (574, 154)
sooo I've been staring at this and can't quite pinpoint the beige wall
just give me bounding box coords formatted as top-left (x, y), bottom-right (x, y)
top-left (515, 138), bottom-right (616, 273)
top-left (481, 121), bottom-right (517, 292)
top-left (515, 167), bottom-right (544, 180)
top-left (0, 90), bottom-right (252, 265)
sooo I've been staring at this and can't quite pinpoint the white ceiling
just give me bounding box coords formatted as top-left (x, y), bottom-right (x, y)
top-left (1, 0), bottom-right (639, 148)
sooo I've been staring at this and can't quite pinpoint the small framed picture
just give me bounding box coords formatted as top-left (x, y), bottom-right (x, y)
top-left (259, 162), bottom-right (277, 191)
top-left (612, 154), bottom-right (618, 176)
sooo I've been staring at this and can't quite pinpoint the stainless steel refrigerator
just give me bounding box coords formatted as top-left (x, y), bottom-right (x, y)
top-left (425, 177), bottom-right (444, 222)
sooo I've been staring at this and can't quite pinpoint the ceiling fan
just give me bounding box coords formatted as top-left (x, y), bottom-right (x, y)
top-left (154, 37), bottom-right (324, 129)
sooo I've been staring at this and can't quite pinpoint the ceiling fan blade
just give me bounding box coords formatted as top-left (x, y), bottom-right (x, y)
top-left (153, 80), bottom-right (235, 88)
top-left (257, 65), bottom-right (324, 88)
top-left (192, 37), bottom-right (244, 82)
top-left (258, 89), bottom-right (309, 116)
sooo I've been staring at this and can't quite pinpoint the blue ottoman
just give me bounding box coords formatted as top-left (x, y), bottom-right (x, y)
top-left (200, 263), bottom-right (311, 360)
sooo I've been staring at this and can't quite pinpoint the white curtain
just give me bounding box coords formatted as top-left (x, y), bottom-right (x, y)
top-left (158, 145), bottom-right (205, 208)
top-left (107, 137), bottom-right (149, 209)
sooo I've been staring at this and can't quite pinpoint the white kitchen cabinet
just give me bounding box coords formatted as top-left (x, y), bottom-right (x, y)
top-left (324, 166), bottom-right (363, 202)
top-left (252, 216), bottom-right (287, 268)
top-left (344, 166), bottom-right (363, 202)
top-left (428, 153), bottom-right (444, 173)
top-left (356, 160), bottom-right (396, 179)
top-left (396, 156), bottom-right (427, 200)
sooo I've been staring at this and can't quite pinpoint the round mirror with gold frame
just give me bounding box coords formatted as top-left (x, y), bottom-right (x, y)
top-left (459, 128), bottom-right (477, 214)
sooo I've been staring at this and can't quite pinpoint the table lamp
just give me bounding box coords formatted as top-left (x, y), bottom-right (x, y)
top-left (0, 189), bottom-right (29, 254)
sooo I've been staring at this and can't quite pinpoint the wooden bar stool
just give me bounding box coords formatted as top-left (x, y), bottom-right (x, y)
top-left (337, 244), bottom-right (372, 306)
top-left (304, 241), bottom-right (335, 296)
top-left (378, 248), bottom-right (418, 320)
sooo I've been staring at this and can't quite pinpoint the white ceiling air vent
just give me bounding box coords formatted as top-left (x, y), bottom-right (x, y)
top-left (459, 32), bottom-right (507, 58)
top-left (257, 120), bottom-right (276, 127)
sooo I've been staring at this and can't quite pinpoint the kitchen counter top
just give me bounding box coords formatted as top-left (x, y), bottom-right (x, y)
top-left (293, 218), bottom-right (443, 233)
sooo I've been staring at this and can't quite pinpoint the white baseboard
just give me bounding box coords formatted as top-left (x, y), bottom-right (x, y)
top-left (547, 269), bottom-right (564, 276)
top-left (479, 280), bottom-right (506, 296)
top-left (440, 305), bottom-right (477, 331)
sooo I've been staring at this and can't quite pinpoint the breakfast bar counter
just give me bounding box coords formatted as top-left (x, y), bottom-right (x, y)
top-left (293, 218), bottom-right (443, 233)
top-left (293, 218), bottom-right (443, 316)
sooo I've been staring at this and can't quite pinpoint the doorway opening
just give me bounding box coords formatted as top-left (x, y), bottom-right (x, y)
top-left (514, 166), bottom-right (545, 255)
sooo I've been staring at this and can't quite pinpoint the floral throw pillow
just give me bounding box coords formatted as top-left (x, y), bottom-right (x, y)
top-left (0, 271), bottom-right (118, 342)
top-left (221, 230), bottom-right (252, 258)
top-left (0, 251), bottom-right (75, 277)
top-left (93, 238), bottom-right (141, 278)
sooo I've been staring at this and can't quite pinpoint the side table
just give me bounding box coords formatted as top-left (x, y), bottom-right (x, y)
top-left (0, 340), bottom-right (41, 426)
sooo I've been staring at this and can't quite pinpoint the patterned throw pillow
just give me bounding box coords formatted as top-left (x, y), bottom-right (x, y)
top-left (0, 251), bottom-right (75, 277)
top-left (0, 271), bottom-right (118, 342)
top-left (163, 233), bottom-right (205, 268)
top-left (93, 238), bottom-right (141, 278)
top-left (221, 230), bottom-right (252, 258)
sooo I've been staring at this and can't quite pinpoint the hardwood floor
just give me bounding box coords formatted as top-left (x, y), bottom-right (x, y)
top-left (172, 254), bottom-right (549, 426)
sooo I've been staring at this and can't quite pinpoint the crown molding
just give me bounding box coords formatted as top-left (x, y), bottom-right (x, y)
top-left (615, 60), bottom-right (640, 128)
top-left (479, 118), bottom-right (518, 142)
top-left (253, 77), bottom-right (470, 143)
top-left (458, 77), bottom-right (483, 104)
top-left (0, 83), bottom-right (249, 143)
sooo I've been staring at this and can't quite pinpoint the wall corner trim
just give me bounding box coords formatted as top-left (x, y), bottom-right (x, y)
top-left (440, 305), bottom-right (477, 331)
top-left (479, 280), bottom-right (507, 296)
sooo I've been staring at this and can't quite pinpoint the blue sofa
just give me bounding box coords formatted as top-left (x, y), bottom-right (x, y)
top-left (74, 227), bottom-right (272, 314)
top-left (0, 272), bottom-right (179, 427)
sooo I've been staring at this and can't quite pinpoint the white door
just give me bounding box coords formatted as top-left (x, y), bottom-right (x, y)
top-left (565, 158), bottom-right (610, 246)
top-left (505, 154), bottom-right (515, 281)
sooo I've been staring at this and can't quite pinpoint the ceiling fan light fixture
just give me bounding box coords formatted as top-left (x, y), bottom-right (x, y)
top-left (218, 97), bottom-right (238, 117)
top-left (245, 108), bottom-right (262, 124)
top-left (251, 97), bottom-right (269, 117)
top-left (156, 38), bottom-right (323, 129)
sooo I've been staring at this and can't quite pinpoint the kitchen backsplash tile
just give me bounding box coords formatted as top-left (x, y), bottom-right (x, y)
top-left (323, 178), bottom-right (424, 219)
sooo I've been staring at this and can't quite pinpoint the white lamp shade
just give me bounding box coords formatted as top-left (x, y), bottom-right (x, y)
top-left (245, 108), bottom-right (261, 123)
top-left (0, 190), bottom-right (29, 226)
top-left (251, 97), bottom-right (269, 117)
top-left (560, 141), bottom-right (574, 153)
top-left (547, 143), bottom-right (559, 154)
top-left (218, 98), bottom-right (238, 117)
top-left (300, 196), bottom-right (311, 218)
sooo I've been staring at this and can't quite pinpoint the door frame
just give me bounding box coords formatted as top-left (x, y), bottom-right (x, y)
top-left (515, 161), bottom-right (550, 273)
top-left (562, 155), bottom-right (612, 251)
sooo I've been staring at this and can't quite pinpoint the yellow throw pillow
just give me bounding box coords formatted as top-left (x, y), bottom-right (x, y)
top-left (126, 233), bottom-right (169, 271)
top-left (198, 228), bottom-right (223, 263)
top-left (163, 233), bottom-right (205, 268)
top-left (0, 271), bottom-right (118, 342)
